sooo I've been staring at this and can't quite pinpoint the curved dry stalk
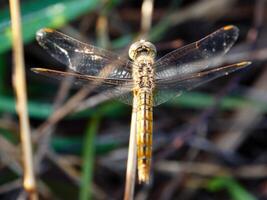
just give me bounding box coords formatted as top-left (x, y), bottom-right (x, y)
top-left (9, 0), bottom-right (37, 198)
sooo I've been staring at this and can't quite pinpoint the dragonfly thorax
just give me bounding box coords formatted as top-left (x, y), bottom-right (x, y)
top-left (128, 40), bottom-right (157, 60)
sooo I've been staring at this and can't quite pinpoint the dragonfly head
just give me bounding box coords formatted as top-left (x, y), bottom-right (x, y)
top-left (128, 40), bottom-right (157, 60)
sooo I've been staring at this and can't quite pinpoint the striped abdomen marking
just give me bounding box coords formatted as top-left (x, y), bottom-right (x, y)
top-left (136, 90), bottom-right (153, 183)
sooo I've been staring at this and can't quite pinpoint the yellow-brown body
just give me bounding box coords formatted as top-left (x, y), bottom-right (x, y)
top-left (131, 49), bottom-right (155, 183)
top-left (135, 89), bottom-right (153, 183)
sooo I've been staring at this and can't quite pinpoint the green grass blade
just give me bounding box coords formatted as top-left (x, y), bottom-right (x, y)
top-left (51, 134), bottom-right (121, 155)
top-left (207, 177), bottom-right (257, 200)
top-left (79, 116), bottom-right (100, 200)
top-left (0, 0), bottom-right (99, 53)
top-left (0, 95), bottom-right (53, 119)
top-left (1, 91), bottom-right (267, 119)
top-left (0, 95), bottom-right (128, 119)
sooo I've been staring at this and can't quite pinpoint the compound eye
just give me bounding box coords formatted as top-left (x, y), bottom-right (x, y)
top-left (129, 40), bottom-right (156, 60)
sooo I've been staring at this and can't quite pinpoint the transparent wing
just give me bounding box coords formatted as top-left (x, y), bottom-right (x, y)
top-left (154, 26), bottom-right (239, 79)
top-left (32, 68), bottom-right (134, 104)
top-left (153, 62), bottom-right (250, 106)
top-left (36, 28), bottom-right (133, 79)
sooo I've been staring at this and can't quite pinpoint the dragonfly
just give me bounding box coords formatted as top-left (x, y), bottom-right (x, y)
top-left (32, 25), bottom-right (250, 183)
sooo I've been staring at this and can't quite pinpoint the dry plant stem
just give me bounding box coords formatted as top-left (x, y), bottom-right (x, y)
top-left (141, 0), bottom-right (154, 37)
top-left (33, 87), bottom-right (91, 141)
top-left (0, 179), bottom-right (22, 194)
top-left (37, 181), bottom-right (55, 200)
top-left (96, 14), bottom-right (110, 48)
top-left (34, 69), bottom-right (73, 173)
top-left (216, 67), bottom-right (267, 150)
top-left (47, 151), bottom-right (108, 199)
top-left (124, 96), bottom-right (138, 200)
top-left (160, 124), bottom-right (208, 200)
top-left (17, 190), bottom-right (27, 200)
top-left (0, 136), bottom-right (22, 174)
top-left (156, 161), bottom-right (267, 178)
top-left (52, 73), bottom-right (74, 108)
top-left (9, 0), bottom-right (37, 198)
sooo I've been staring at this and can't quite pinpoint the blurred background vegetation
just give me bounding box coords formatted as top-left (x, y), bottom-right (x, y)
top-left (0, 0), bottom-right (267, 199)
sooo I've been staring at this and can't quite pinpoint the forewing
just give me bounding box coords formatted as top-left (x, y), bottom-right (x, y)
top-left (36, 28), bottom-right (132, 79)
top-left (155, 26), bottom-right (239, 79)
top-left (153, 62), bottom-right (250, 106)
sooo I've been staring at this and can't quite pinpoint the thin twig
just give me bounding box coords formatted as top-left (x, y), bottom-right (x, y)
top-left (156, 161), bottom-right (267, 178)
top-left (0, 179), bottom-right (22, 194)
top-left (124, 98), bottom-right (138, 200)
top-left (9, 0), bottom-right (37, 198)
top-left (47, 151), bottom-right (108, 199)
top-left (34, 67), bottom-right (74, 174)
top-left (0, 136), bottom-right (22, 175)
top-left (33, 87), bottom-right (91, 141)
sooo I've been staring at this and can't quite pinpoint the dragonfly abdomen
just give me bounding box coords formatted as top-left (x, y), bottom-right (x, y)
top-left (136, 89), bottom-right (153, 183)
top-left (129, 40), bottom-right (156, 183)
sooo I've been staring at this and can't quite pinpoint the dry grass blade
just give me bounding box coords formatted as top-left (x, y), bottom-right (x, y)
top-left (9, 0), bottom-right (37, 199)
